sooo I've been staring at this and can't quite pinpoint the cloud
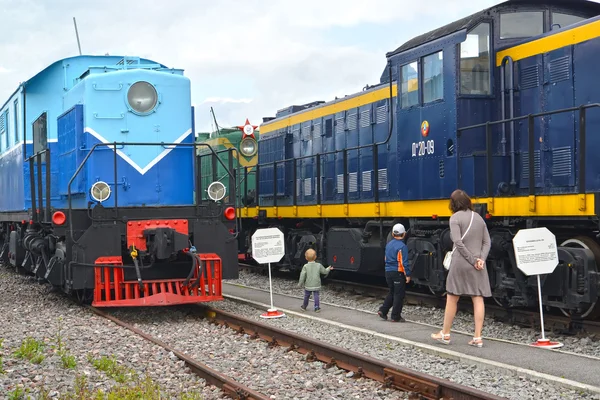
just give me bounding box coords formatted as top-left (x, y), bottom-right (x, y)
top-left (199, 98), bottom-right (254, 105)
top-left (5, 0), bottom-right (591, 133)
top-left (0, 66), bottom-right (10, 74)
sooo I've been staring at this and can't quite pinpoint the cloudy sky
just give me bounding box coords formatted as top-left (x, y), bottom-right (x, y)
top-left (0, 0), bottom-right (591, 133)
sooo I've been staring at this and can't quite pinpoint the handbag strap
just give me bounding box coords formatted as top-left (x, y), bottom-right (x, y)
top-left (461, 211), bottom-right (475, 240)
top-left (451, 211), bottom-right (474, 251)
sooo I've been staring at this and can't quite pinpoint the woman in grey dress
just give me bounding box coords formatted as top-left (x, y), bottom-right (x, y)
top-left (431, 189), bottom-right (491, 347)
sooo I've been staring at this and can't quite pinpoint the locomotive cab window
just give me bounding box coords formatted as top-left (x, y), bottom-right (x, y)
top-left (401, 61), bottom-right (419, 108)
top-left (500, 11), bottom-right (544, 39)
top-left (460, 22), bottom-right (491, 96)
top-left (33, 112), bottom-right (47, 162)
top-left (552, 12), bottom-right (585, 30)
top-left (423, 51), bottom-right (443, 103)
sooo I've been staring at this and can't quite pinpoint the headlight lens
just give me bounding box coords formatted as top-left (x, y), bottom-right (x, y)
top-left (240, 138), bottom-right (257, 157)
top-left (207, 181), bottom-right (226, 201)
top-left (127, 81), bottom-right (158, 114)
top-left (90, 181), bottom-right (111, 203)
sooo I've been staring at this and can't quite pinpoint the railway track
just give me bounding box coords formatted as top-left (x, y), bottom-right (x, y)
top-left (91, 304), bottom-right (505, 400)
top-left (238, 263), bottom-right (600, 335)
top-left (199, 305), bottom-right (507, 400)
top-left (88, 306), bottom-right (270, 400)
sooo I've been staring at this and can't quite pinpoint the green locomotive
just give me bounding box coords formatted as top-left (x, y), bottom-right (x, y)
top-left (196, 119), bottom-right (260, 207)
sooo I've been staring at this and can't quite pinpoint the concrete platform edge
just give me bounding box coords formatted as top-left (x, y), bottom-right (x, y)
top-left (223, 293), bottom-right (600, 396)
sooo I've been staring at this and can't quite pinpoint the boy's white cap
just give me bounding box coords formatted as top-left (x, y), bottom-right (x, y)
top-left (392, 223), bottom-right (406, 235)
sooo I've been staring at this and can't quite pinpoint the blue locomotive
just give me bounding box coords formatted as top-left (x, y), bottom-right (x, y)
top-left (0, 55), bottom-right (238, 306)
top-left (239, 0), bottom-right (600, 319)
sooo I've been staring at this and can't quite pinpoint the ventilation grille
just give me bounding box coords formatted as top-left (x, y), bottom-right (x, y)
top-left (521, 151), bottom-right (541, 179)
top-left (378, 168), bottom-right (388, 190)
top-left (549, 56), bottom-right (571, 83)
top-left (362, 170), bottom-right (371, 191)
top-left (439, 160), bottom-right (445, 178)
top-left (336, 174), bottom-right (344, 194)
top-left (347, 113), bottom-right (357, 131)
top-left (552, 146), bottom-right (572, 177)
top-left (349, 172), bottom-right (358, 193)
top-left (0, 112), bottom-right (5, 133)
top-left (335, 117), bottom-right (344, 134)
top-left (360, 110), bottom-right (371, 128)
top-left (313, 122), bottom-right (321, 136)
top-left (520, 65), bottom-right (540, 90)
top-left (376, 105), bottom-right (387, 124)
top-left (301, 121), bottom-right (311, 139)
top-left (304, 178), bottom-right (312, 196)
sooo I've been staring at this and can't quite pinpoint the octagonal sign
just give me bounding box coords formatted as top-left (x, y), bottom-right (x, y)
top-left (512, 227), bottom-right (559, 276)
top-left (251, 228), bottom-right (285, 264)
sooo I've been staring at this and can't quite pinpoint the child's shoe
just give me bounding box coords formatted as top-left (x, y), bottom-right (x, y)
top-left (300, 305), bottom-right (307, 311)
top-left (314, 307), bottom-right (321, 312)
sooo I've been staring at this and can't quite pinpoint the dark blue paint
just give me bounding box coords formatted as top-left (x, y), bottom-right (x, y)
top-left (257, 15), bottom-right (600, 206)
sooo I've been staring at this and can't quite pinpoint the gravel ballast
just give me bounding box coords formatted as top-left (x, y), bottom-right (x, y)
top-left (0, 269), bottom-right (224, 399)
top-left (1, 264), bottom-right (597, 400)
top-left (231, 269), bottom-right (600, 358)
top-left (110, 307), bottom-right (408, 399)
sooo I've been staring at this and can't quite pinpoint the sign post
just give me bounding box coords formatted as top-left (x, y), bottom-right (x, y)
top-left (512, 227), bottom-right (563, 349)
top-left (251, 227), bottom-right (286, 319)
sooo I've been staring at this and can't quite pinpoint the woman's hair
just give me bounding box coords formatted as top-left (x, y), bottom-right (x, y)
top-left (449, 189), bottom-right (473, 213)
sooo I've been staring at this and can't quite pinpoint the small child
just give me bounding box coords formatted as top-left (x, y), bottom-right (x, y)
top-left (298, 249), bottom-right (333, 312)
top-left (378, 223), bottom-right (411, 322)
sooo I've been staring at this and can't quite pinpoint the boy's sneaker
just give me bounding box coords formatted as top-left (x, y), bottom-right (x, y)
top-left (314, 307), bottom-right (321, 312)
top-left (377, 310), bottom-right (387, 321)
top-left (391, 317), bottom-right (406, 323)
top-left (300, 305), bottom-right (307, 311)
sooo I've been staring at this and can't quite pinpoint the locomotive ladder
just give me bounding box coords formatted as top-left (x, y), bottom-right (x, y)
top-left (25, 149), bottom-right (51, 223)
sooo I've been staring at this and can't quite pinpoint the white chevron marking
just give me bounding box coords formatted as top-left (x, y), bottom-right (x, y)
top-left (84, 127), bottom-right (193, 175)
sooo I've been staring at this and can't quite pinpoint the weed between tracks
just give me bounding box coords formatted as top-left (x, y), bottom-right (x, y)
top-left (7, 374), bottom-right (206, 399)
top-left (2, 317), bottom-right (207, 399)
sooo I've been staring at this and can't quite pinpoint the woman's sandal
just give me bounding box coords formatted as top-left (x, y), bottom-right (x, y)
top-left (431, 330), bottom-right (451, 345)
top-left (468, 337), bottom-right (483, 348)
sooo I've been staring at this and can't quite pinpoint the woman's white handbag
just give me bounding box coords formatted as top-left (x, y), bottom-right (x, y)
top-left (443, 211), bottom-right (474, 270)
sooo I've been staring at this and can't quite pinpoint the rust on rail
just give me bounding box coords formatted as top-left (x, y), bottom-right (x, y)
top-left (88, 307), bottom-right (270, 400)
top-left (202, 306), bottom-right (507, 400)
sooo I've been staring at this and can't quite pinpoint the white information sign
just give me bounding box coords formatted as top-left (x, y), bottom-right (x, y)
top-left (251, 228), bottom-right (285, 264)
top-left (512, 227), bottom-right (559, 276)
top-left (512, 227), bottom-right (563, 349)
top-left (251, 227), bottom-right (286, 319)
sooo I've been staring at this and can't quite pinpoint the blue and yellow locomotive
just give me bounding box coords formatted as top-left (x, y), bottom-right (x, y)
top-left (240, 0), bottom-right (600, 319)
top-left (0, 55), bottom-right (238, 306)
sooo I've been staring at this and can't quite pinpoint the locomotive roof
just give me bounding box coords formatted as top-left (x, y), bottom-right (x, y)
top-left (386, 0), bottom-right (600, 57)
top-left (1, 55), bottom-right (169, 111)
top-left (21, 55), bottom-right (168, 87)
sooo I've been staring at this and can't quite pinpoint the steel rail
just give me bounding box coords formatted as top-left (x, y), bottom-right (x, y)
top-left (201, 306), bottom-right (506, 400)
top-left (88, 307), bottom-right (270, 400)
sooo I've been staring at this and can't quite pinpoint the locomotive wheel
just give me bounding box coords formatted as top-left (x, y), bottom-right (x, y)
top-left (559, 236), bottom-right (600, 319)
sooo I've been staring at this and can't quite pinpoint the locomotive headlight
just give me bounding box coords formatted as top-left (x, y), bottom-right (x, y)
top-left (127, 81), bottom-right (158, 114)
top-left (207, 181), bottom-right (226, 202)
top-left (240, 138), bottom-right (257, 157)
top-left (90, 181), bottom-right (111, 203)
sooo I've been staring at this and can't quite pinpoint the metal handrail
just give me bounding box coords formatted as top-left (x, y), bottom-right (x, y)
top-left (457, 103), bottom-right (600, 197)
top-left (249, 103), bottom-right (600, 208)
